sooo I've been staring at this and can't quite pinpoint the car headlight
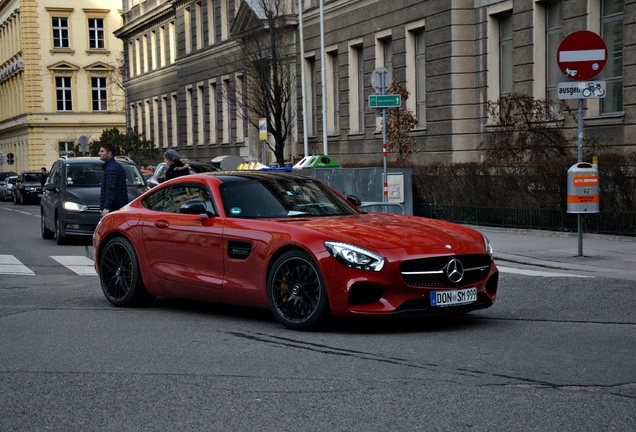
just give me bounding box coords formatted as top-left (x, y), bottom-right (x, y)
top-left (325, 241), bottom-right (385, 271)
top-left (63, 201), bottom-right (88, 212)
top-left (29, 187), bottom-right (38, 192)
top-left (483, 235), bottom-right (493, 256)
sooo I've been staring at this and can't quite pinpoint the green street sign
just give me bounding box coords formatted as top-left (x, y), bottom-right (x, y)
top-left (368, 94), bottom-right (401, 108)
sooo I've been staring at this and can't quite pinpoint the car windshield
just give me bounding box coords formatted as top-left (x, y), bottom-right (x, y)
top-left (65, 163), bottom-right (146, 187)
top-left (24, 173), bottom-right (42, 182)
top-left (219, 176), bottom-right (359, 218)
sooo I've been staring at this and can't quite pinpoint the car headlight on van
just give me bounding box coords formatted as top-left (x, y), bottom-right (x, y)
top-left (325, 241), bottom-right (385, 271)
top-left (63, 201), bottom-right (88, 212)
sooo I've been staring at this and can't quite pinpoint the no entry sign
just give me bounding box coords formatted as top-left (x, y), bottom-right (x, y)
top-left (557, 30), bottom-right (607, 81)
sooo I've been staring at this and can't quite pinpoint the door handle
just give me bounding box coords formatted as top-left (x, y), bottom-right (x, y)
top-left (154, 220), bottom-right (169, 228)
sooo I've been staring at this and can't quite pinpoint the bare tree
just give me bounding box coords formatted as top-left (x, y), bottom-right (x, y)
top-left (231, 0), bottom-right (297, 166)
top-left (386, 79), bottom-right (418, 165)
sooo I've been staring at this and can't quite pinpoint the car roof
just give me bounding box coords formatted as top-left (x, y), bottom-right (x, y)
top-left (59, 157), bottom-right (137, 166)
top-left (201, 170), bottom-right (309, 183)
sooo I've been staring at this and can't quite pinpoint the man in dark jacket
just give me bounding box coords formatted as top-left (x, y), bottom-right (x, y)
top-left (99, 144), bottom-right (128, 216)
top-left (163, 149), bottom-right (190, 181)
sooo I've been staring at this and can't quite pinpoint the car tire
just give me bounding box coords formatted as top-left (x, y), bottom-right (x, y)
top-left (267, 250), bottom-right (331, 330)
top-left (41, 210), bottom-right (54, 239)
top-left (54, 214), bottom-right (66, 245)
top-left (99, 237), bottom-right (154, 307)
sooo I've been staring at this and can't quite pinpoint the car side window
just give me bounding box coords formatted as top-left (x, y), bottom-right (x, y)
top-left (49, 162), bottom-right (61, 185)
top-left (142, 185), bottom-right (215, 215)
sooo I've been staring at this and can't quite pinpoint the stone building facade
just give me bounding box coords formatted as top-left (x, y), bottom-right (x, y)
top-left (0, 0), bottom-right (126, 172)
top-left (115, 0), bottom-right (633, 167)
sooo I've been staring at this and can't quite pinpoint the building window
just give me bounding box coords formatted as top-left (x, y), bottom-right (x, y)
top-left (305, 57), bottom-right (317, 137)
top-left (151, 30), bottom-right (157, 70)
top-left (88, 18), bottom-right (105, 49)
top-left (195, 2), bottom-right (203, 51)
top-left (52, 17), bottom-right (70, 49)
top-left (222, 78), bottom-right (231, 143)
top-left (207, 0), bottom-right (216, 45)
top-left (56, 76), bottom-right (73, 111)
top-left (143, 34), bottom-right (149, 73)
top-left (209, 82), bottom-right (217, 144)
top-left (348, 43), bottom-right (364, 134)
top-left (171, 94), bottom-right (178, 147)
top-left (221, 0), bottom-right (229, 40)
top-left (128, 41), bottom-right (135, 77)
top-left (91, 77), bottom-right (108, 111)
top-left (545, 1), bottom-right (563, 104)
top-left (236, 75), bottom-right (245, 142)
top-left (184, 7), bottom-right (192, 54)
top-left (499, 13), bottom-right (513, 97)
top-left (414, 29), bottom-right (426, 127)
top-left (197, 84), bottom-right (205, 145)
top-left (153, 98), bottom-right (160, 145)
top-left (162, 95), bottom-right (169, 148)
top-left (326, 51), bottom-right (339, 134)
top-left (159, 26), bottom-right (167, 67)
top-left (169, 21), bottom-right (176, 64)
top-left (186, 87), bottom-right (193, 145)
top-left (601, 0), bottom-right (623, 114)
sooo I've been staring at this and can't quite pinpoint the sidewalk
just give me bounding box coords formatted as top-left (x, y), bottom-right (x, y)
top-left (470, 225), bottom-right (636, 281)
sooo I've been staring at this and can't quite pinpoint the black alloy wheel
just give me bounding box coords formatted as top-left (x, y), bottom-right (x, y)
top-left (99, 237), bottom-right (154, 307)
top-left (267, 250), bottom-right (330, 330)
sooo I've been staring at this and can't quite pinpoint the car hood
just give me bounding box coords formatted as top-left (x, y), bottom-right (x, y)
top-left (63, 186), bottom-right (148, 205)
top-left (283, 213), bottom-right (486, 254)
top-left (20, 181), bottom-right (41, 187)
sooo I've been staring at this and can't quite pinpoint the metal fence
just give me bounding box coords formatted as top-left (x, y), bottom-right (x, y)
top-left (415, 204), bottom-right (636, 237)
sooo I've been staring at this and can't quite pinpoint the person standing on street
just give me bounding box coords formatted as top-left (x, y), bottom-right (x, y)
top-left (40, 167), bottom-right (48, 187)
top-left (163, 149), bottom-right (190, 181)
top-left (99, 144), bottom-right (128, 216)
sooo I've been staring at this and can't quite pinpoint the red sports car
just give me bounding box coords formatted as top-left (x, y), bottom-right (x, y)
top-left (93, 171), bottom-right (498, 330)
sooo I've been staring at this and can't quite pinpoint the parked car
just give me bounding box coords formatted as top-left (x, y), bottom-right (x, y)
top-left (0, 175), bottom-right (17, 201)
top-left (146, 161), bottom-right (220, 188)
top-left (93, 171), bottom-right (499, 330)
top-left (14, 171), bottom-right (44, 204)
top-left (0, 171), bottom-right (17, 191)
top-left (41, 157), bottom-right (148, 245)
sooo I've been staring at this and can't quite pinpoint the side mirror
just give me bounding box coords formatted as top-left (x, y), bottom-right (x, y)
top-left (179, 199), bottom-right (213, 216)
top-left (346, 195), bottom-right (362, 207)
top-left (45, 183), bottom-right (57, 191)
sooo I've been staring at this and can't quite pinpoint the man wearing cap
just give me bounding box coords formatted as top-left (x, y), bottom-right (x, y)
top-left (164, 149), bottom-right (190, 181)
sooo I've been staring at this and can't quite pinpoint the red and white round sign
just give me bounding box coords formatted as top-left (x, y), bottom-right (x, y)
top-left (557, 30), bottom-right (607, 81)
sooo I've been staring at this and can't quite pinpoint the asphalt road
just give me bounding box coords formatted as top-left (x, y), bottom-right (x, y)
top-left (1, 200), bottom-right (634, 431)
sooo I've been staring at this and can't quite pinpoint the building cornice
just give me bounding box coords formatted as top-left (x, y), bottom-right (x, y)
top-left (114, 1), bottom-right (174, 39)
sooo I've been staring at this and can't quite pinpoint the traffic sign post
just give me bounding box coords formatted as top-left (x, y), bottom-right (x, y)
top-left (557, 30), bottom-right (608, 257)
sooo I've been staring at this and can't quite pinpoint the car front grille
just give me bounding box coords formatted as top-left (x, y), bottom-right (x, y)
top-left (400, 254), bottom-right (492, 288)
top-left (87, 206), bottom-right (101, 213)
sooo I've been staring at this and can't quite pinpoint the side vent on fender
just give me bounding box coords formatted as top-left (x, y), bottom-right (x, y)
top-left (228, 241), bottom-right (252, 260)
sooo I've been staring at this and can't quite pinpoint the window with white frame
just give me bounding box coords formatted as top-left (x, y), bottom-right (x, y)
top-left (162, 95), bottom-right (169, 147)
top-left (143, 34), bottom-right (149, 73)
top-left (326, 51), bottom-right (339, 134)
top-left (197, 84), bottom-right (205, 144)
top-left (545, 0), bottom-right (563, 104)
top-left (128, 41), bottom-right (135, 77)
top-left (207, 0), bottom-right (216, 45)
top-left (348, 43), bottom-right (364, 133)
top-left (305, 57), bottom-right (317, 136)
top-left (184, 7), bottom-right (192, 54)
top-left (56, 76), bottom-right (73, 111)
top-left (406, 24), bottom-right (426, 128)
top-left (222, 77), bottom-right (231, 143)
top-left (601, 0), bottom-right (623, 114)
top-left (196, 2), bottom-right (203, 51)
top-left (145, 100), bottom-right (151, 140)
top-left (153, 98), bottom-right (160, 145)
top-left (151, 30), bottom-right (157, 70)
top-left (171, 93), bottom-right (178, 147)
top-left (499, 13), bottom-right (513, 97)
top-left (186, 87), bottom-right (193, 145)
top-left (88, 18), bottom-right (105, 49)
top-left (209, 81), bottom-right (217, 144)
top-left (52, 17), bottom-right (70, 49)
top-left (169, 21), bottom-right (176, 64)
top-left (221, 0), bottom-right (229, 40)
top-left (235, 75), bottom-right (245, 142)
top-left (159, 26), bottom-right (166, 67)
top-left (130, 103), bottom-right (136, 129)
top-left (91, 77), bottom-right (108, 111)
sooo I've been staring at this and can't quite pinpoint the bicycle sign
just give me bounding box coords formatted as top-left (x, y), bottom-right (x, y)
top-left (557, 81), bottom-right (606, 100)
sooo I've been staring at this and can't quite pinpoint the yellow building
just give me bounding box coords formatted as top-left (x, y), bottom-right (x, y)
top-left (0, 0), bottom-right (125, 173)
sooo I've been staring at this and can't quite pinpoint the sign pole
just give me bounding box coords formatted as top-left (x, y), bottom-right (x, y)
top-left (577, 98), bottom-right (584, 256)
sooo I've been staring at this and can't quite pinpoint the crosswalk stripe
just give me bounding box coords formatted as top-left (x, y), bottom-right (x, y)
top-left (0, 255), bottom-right (35, 275)
top-left (0, 255), bottom-right (96, 276)
top-left (498, 265), bottom-right (594, 278)
top-left (51, 256), bottom-right (97, 275)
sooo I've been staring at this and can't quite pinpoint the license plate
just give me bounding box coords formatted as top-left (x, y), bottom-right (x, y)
top-left (430, 287), bottom-right (477, 307)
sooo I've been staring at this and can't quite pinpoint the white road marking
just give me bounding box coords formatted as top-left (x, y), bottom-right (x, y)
top-left (498, 265), bottom-right (594, 278)
top-left (51, 256), bottom-right (96, 275)
top-left (0, 255), bottom-right (35, 275)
